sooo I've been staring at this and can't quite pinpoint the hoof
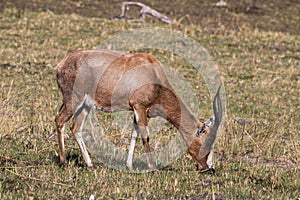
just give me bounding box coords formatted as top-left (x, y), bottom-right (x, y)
top-left (87, 164), bottom-right (94, 169)
top-left (86, 162), bottom-right (93, 168)
top-left (126, 164), bottom-right (133, 171)
top-left (200, 167), bottom-right (215, 174)
top-left (59, 162), bottom-right (67, 168)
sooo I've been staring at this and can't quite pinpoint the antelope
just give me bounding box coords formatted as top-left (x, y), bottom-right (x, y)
top-left (55, 49), bottom-right (222, 172)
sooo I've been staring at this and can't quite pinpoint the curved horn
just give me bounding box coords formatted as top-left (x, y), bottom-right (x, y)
top-left (199, 84), bottom-right (222, 157)
top-left (209, 84), bottom-right (222, 142)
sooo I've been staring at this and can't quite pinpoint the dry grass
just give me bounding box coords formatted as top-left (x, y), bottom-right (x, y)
top-left (0, 1), bottom-right (299, 199)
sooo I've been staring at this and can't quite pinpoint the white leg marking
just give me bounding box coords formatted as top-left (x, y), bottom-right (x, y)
top-left (60, 124), bottom-right (66, 151)
top-left (133, 108), bottom-right (140, 123)
top-left (74, 94), bottom-right (95, 116)
top-left (126, 130), bottom-right (138, 169)
top-left (84, 94), bottom-right (95, 108)
top-left (61, 124), bottom-right (71, 140)
top-left (146, 126), bottom-right (150, 137)
top-left (75, 132), bottom-right (92, 167)
top-left (207, 150), bottom-right (214, 169)
top-left (126, 108), bottom-right (140, 169)
top-left (57, 123), bottom-right (67, 165)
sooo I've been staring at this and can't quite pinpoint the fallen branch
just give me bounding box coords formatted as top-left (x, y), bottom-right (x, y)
top-left (110, 1), bottom-right (173, 24)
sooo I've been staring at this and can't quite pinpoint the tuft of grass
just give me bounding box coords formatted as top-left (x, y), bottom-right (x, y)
top-left (0, 2), bottom-right (299, 199)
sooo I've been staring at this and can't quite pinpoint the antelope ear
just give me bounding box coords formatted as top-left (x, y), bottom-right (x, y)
top-left (195, 117), bottom-right (214, 138)
top-left (204, 117), bottom-right (214, 127)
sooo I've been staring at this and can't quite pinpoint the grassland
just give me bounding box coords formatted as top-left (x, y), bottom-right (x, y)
top-left (0, 1), bottom-right (299, 199)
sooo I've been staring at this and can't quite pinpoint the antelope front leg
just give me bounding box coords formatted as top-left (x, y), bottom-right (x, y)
top-left (138, 125), bottom-right (153, 169)
top-left (57, 124), bottom-right (66, 166)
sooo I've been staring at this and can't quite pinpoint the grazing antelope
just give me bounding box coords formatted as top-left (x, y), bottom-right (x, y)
top-left (55, 49), bottom-right (222, 172)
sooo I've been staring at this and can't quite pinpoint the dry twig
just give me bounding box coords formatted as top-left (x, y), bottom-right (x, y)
top-left (110, 1), bottom-right (173, 24)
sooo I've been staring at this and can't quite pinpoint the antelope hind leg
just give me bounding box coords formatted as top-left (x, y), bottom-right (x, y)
top-left (71, 101), bottom-right (93, 167)
top-left (55, 103), bottom-right (73, 167)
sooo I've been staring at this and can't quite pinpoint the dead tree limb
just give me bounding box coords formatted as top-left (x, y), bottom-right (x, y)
top-left (110, 1), bottom-right (173, 24)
